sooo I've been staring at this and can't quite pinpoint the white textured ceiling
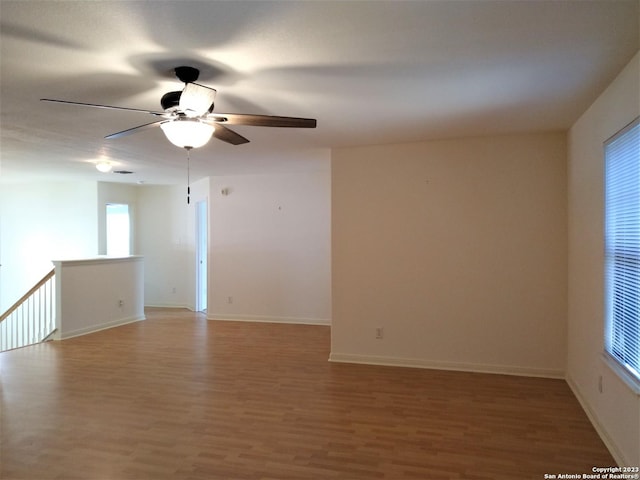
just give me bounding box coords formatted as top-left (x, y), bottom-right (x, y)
top-left (1, 0), bottom-right (638, 185)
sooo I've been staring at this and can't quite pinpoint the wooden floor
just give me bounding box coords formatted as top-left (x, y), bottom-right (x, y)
top-left (1, 308), bottom-right (613, 480)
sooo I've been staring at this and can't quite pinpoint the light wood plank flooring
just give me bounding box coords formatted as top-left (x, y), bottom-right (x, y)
top-left (1, 308), bottom-right (613, 479)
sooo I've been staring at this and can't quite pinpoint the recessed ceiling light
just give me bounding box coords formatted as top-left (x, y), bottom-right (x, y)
top-left (96, 161), bottom-right (113, 173)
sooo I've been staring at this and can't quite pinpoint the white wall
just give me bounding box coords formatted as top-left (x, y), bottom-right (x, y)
top-left (54, 256), bottom-right (145, 339)
top-left (208, 172), bottom-right (331, 324)
top-left (0, 177), bottom-right (208, 315)
top-left (567, 51), bottom-right (640, 465)
top-left (331, 132), bottom-right (567, 377)
top-left (0, 181), bottom-right (98, 311)
top-left (136, 172), bottom-right (331, 323)
top-left (137, 183), bottom-right (196, 309)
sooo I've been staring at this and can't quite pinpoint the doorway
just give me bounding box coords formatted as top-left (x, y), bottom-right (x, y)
top-left (195, 199), bottom-right (208, 312)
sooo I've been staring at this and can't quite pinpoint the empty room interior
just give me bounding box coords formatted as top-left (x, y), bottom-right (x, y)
top-left (1, 1), bottom-right (639, 479)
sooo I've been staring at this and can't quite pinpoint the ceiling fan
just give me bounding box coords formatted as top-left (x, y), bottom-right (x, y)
top-left (40, 66), bottom-right (317, 150)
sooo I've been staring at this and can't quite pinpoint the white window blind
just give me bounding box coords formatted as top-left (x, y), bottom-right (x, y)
top-left (604, 117), bottom-right (640, 382)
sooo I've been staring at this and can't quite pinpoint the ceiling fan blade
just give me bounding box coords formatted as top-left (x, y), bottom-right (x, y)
top-left (104, 120), bottom-right (165, 140)
top-left (208, 113), bottom-right (316, 128)
top-left (40, 98), bottom-right (166, 116)
top-left (211, 123), bottom-right (250, 145)
top-left (179, 83), bottom-right (216, 117)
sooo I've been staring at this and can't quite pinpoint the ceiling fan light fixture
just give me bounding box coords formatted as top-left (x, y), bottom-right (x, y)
top-left (160, 119), bottom-right (215, 149)
top-left (95, 161), bottom-right (113, 173)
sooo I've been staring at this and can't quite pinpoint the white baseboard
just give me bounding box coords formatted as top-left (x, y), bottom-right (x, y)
top-left (145, 303), bottom-right (194, 311)
top-left (59, 315), bottom-right (146, 340)
top-left (328, 352), bottom-right (565, 379)
top-left (208, 313), bottom-right (330, 326)
top-left (566, 374), bottom-right (628, 466)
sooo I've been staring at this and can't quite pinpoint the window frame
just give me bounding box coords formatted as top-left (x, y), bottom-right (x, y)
top-left (603, 116), bottom-right (640, 391)
top-left (106, 203), bottom-right (132, 257)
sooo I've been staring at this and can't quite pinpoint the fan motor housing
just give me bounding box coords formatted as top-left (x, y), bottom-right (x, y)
top-left (161, 91), bottom-right (181, 110)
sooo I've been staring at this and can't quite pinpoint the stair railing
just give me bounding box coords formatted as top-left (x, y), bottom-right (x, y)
top-left (0, 268), bottom-right (56, 352)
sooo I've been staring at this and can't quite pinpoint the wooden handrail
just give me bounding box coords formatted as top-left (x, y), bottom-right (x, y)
top-left (0, 268), bottom-right (55, 323)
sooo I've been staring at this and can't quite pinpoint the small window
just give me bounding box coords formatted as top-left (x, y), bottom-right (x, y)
top-left (106, 203), bottom-right (130, 256)
top-left (604, 117), bottom-right (640, 384)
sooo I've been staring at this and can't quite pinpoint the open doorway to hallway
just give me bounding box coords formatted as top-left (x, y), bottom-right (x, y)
top-left (195, 199), bottom-right (208, 313)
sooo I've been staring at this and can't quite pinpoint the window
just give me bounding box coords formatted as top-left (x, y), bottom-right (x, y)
top-left (106, 203), bottom-right (130, 256)
top-left (604, 117), bottom-right (640, 383)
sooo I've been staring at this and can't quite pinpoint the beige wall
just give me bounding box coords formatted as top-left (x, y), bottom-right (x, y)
top-left (208, 172), bottom-right (331, 324)
top-left (567, 51), bottom-right (639, 465)
top-left (331, 132), bottom-right (567, 377)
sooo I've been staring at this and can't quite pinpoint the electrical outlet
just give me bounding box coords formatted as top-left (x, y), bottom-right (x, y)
top-left (598, 375), bottom-right (603, 393)
top-left (172, 287), bottom-right (176, 294)
top-left (375, 327), bottom-right (384, 339)
top-left (227, 296), bottom-right (233, 304)
top-left (118, 299), bottom-right (124, 307)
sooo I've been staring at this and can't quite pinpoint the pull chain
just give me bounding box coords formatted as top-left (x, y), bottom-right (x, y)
top-left (186, 147), bottom-right (191, 205)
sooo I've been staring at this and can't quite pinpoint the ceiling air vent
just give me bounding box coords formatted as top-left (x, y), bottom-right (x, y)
top-left (113, 170), bottom-right (134, 175)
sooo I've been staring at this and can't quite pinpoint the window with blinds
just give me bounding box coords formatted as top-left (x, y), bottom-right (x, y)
top-left (604, 117), bottom-right (640, 383)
